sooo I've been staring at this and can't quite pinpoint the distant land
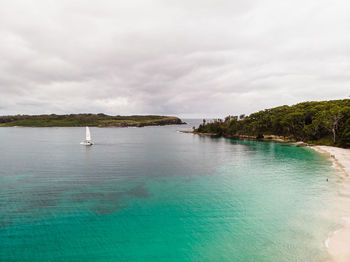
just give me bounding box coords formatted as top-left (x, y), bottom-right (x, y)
top-left (194, 99), bottom-right (350, 148)
top-left (0, 114), bottom-right (185, 127)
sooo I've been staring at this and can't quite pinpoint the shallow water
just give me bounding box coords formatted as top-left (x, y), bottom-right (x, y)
top-left (0, 121), bottom-right (339, 261)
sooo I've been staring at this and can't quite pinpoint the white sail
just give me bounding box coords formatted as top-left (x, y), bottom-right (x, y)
top-left (86, 126), bottom-right (91, 141)
top-left (80, 126), bottom-right (93, 145)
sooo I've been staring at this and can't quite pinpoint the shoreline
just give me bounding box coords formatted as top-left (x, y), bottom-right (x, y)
top-left (181, 131), bottom-right (303, 144)
top-left (0, 122), bottom-right (187, 128)
top-left (310, 146), bottom-right (350, 262)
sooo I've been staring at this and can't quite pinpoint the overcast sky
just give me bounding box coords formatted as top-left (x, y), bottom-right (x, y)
top-left (1, 0), bottom-right (349, 118)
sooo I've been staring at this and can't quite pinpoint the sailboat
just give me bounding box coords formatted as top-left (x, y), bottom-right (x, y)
top-left (80, 126), bottom-right (93, 146)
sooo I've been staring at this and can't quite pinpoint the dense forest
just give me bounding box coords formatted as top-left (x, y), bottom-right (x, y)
top-left (195, 99), bottom-right (350, 148)
top-left (0, 114), bottom-right (184, 127)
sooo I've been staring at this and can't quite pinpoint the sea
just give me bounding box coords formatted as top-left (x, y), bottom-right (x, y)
top-left (0, 120), bottom-right (340, 261)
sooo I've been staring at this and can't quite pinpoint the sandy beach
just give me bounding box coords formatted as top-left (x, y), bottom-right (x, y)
top-left (311, 146), bottom-right (350, 262)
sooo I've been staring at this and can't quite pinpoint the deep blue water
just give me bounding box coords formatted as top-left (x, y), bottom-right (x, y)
top-left (0, 120), bottom-right (338, 261)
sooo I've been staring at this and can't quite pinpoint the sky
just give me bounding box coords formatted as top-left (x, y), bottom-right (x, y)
top-left (1, 0), bottom-right (349, 118)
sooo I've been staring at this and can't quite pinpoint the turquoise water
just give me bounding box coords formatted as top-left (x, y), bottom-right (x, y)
top-left (0, 122), bottom-right (338, 261)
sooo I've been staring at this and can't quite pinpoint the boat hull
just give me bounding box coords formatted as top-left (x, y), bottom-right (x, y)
top-left (80, 141), bottom-right (93, 146)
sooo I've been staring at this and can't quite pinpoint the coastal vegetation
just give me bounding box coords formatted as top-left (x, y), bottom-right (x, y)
top-left (0, 114), bottom-right (184, 127)
top-left (195, 99), bottom-right (350, 148)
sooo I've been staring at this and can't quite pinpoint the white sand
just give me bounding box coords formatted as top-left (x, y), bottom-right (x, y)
top-left (313, 146), bottom-right (350, 176)
top-left (311, 146), bottom-right (350, 262)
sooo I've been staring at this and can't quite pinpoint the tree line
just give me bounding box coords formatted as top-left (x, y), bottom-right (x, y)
top-left (0, 114), bottom-right (178, 127)
top-left (195, 99), bottom-right (350, 148)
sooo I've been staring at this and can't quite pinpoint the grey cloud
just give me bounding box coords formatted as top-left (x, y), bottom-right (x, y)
top-left (0, 0), bottom-right (349, 117)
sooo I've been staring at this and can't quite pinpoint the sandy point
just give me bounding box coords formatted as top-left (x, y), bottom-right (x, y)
top-left (311, 146), bottom-right (350, 262)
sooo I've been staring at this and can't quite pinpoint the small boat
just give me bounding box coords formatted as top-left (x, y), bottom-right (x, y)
top-left (80, 126), bottom-right (93, 146)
